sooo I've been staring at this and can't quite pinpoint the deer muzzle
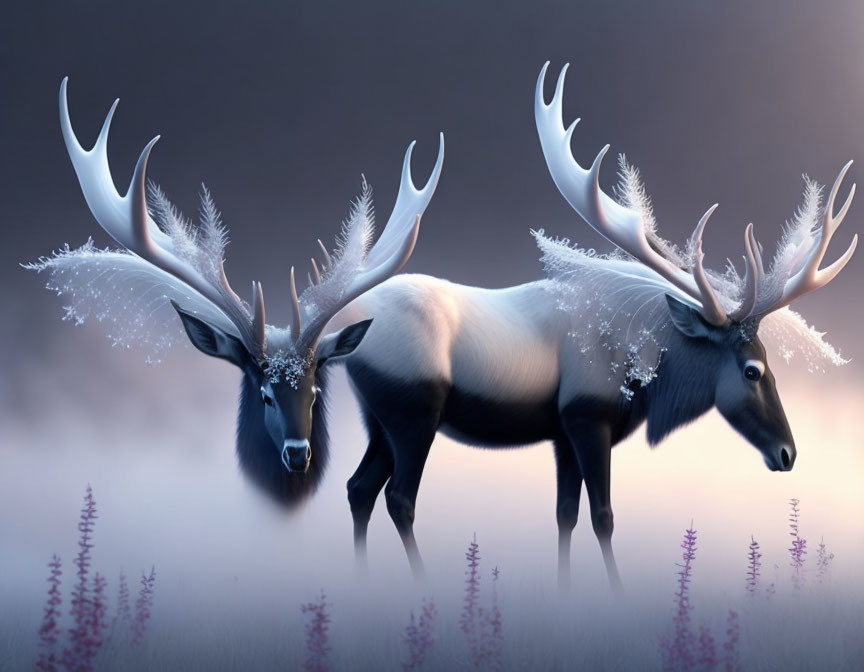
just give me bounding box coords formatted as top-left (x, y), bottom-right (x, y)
top-left (282, 439), bottom-right (312, 473)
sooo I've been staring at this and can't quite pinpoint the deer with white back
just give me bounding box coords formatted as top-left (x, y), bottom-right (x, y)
top-left (326, 63), bottom-right (857, 587)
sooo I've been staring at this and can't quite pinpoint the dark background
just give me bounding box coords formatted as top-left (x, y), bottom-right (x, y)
top-left (2, 0), bottom-right (862, 385)
top-left (2, 6), bottom-right (863, 668)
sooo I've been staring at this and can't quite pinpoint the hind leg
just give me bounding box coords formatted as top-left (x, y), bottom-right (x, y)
top-left (347, 415), bottom-right (393, 569)
top-left (553, 438), bottom-right (583, 591)
top-left (382, 421), bottom-right (437, 579)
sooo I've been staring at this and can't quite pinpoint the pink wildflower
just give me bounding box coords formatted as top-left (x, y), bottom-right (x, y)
top-left (301, 590), bottom-right (330, 672)
top-left (35, 555), bottom-right (63, 672)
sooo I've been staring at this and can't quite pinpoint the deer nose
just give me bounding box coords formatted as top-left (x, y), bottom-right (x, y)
top-left (780, 444), bottom-right (795, 471)
top-left (282, 439), bottom-right (311, 473)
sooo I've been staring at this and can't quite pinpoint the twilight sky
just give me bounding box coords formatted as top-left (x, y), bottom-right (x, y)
top-left (1, 0), bottom-right (863, 633)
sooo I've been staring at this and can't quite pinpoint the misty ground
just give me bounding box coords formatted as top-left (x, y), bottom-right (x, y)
top-left (2, 354), bottom-right (863, 671)
top-left (3, 562), bottom-right (863, 671)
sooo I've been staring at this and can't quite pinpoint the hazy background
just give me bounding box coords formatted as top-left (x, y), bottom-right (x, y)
top-left (2, 1), bottom-right (863, 668)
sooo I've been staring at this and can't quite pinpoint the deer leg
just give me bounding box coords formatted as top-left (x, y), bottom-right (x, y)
top-left (347, 421), bottom-right (393, 570)
top-left (563, 420), bottom-right (622, 592)
top-left (553, 438), bottom-right (583, 591)
top-left (383, 429), bottom-right (435, 579)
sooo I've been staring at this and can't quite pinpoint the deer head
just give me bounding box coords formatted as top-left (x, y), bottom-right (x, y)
top-left (29, 79), bottom-right (444, 474)
top-left (535, 62), bottom-right (857, 470)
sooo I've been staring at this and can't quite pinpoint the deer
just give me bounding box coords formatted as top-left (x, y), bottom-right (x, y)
top-left (323, 62), bottom-right (857, 588)
top-left (28, 78), bottom-right (444, 506)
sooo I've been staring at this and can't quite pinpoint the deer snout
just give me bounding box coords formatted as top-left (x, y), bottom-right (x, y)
top-left (765, 444), bottom-right (796, 472)
top-left (282, 439), bottom-right (311, 473)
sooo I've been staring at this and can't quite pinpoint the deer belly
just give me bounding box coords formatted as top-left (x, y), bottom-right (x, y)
top-left (438, 387), bottom-right (560, 447)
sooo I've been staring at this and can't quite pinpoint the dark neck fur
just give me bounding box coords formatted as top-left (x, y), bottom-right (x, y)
top-left (235, 367), bottom-right (331, 510)
top-left (643, 336), bottom-right (718, 446)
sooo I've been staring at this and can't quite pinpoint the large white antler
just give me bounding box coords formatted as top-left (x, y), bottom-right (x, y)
top-left (535, 62), bottom-right (858, 327)
top-left (59, 78), bottom-right (266, 357)
top-left (745, 163), bottom-right (858, 319)
top-left (293, 135), bottom-right (444, 353)
top-left (535, 62), bottom-right (735, 326)
top-left (58, 78), bottom-right (444, 361)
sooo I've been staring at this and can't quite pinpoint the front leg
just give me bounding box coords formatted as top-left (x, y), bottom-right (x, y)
top-left (553, 438), bottom-right (583, 591)
top-left (561, 418), bottom-right (622, 592)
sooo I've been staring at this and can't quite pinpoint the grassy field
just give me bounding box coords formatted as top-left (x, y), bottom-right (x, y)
top-left (5, 490), bottom-right (863, 671)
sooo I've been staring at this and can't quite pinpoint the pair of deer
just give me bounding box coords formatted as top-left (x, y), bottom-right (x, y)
top-left (34, 63), bottom-right (857, 590)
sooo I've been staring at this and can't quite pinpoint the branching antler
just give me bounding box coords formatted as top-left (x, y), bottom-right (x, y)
top-left (745, 163), bottom-right (858, 318)
top-left (538, 63), bottom-right (858, 327)
top-left (60, 78), bottom-right (265, 356)
top-left (291, 137), bottom-right (444, 353)
top-left (535, 63), bottom-right (734, 325)
top-left (59, 78), bottom-right (444, 362)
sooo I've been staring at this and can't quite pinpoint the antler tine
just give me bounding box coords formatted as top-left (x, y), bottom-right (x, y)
top-left (251, 281), bottom-right (266, 358)
top-left (293, 133), bottom-right (443, 353)
top-left (288, 267), bottom-right (302, 340)
top-left (729, 223), bottom-right (762, 321)
top-left (317, 239), bottom-right (332, 270)
top-left (689, 205), bottom-right (728, 326)
top-left (535, 63), bottom-right (734, 324)
top-left (219, 260), bottom-right (244, 305)
top-left (310, 257), bottom-right (322, 285)
top-left (761, 162), bottom-right (858, 315)
top-left (60, 79), bottom-right (259, 352)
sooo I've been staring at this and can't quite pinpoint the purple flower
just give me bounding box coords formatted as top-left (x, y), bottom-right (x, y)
top-left (130, 566), bottom-right (157, 646)
top-left (659, 522), bottom-right (698, 671)
top-left (816, 537), bottom-right (835, 584)
top-left (788, 499), bottom-right (807, 589)
top-left (63, 484), bottom-right (99, 671)
top-left (402, 599), bottom-right (437, 670)
top-left (301, 590), bottom-right (331, 672)
top-left (745, 536), bottom-right (761, 595)
top-left (35, 555), bottom-right (63, 672)
top-left (722, 610), bottom-right (742, 672)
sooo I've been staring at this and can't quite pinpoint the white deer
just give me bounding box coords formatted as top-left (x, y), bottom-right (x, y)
top-left (327, 63), bottom-right (856, 587)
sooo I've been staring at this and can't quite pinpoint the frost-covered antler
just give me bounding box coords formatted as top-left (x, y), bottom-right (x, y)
top-left (742, 163), bottom-right (858, 319)
top-left (58, 78), bottom-right (267, 357)
top-left (36, 79), bottom-right (444, 364)
top-left (536, 63), bottom-right (743, 326)
top-left (535, 62), bottom-right (858, 327)
top-left (292, 137), bottom-right (444, 353)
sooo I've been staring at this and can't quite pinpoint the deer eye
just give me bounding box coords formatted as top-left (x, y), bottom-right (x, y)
top-left (260, 387), bottom-right (274, 406)
top-left (743, 359), bottom-right (764, 382)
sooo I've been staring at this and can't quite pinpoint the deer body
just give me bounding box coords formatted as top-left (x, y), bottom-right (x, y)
top-left (31, 67), bottom-right (856, 591)
top-left (312, 63), bottom-right (857, 587)
top-left (330, 274), bottom-right (789, 585)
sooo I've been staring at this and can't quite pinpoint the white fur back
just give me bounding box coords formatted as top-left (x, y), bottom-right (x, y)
top-left (331, 275), bottom-right (566, 403)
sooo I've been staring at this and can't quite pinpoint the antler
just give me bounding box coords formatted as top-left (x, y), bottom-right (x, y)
top-left (293, 136), bottom-right (445, 353)
top-left (743, 162), bottom-right (858, 319)
top-left (535, 63), bottom-right (734, 326)
top-left (59, 78), bottom-right (266, 357)
top-left (535, 63), bottom-right (858, 327)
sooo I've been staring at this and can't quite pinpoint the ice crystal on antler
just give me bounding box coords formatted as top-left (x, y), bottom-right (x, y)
top-left (24, 241), bottom-right (201, 363)
top-left (299, 178), bottom-right (375, 326)
top-left (147, 182), bottom-right (229, 286)
top-left (536, 164), bottom-right (849, 394)
top-left (26, 176), bottom-right (384, 370)
top-left (24, 183), bottom-right (243, 364)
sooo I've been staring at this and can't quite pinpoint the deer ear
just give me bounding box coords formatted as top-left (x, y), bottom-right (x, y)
top-left (316, 319), bottom-right (373, 366)
top-left (665, 294), bottom-right (719, 340)
top-left (171, 301), bottom-right (249, 367)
